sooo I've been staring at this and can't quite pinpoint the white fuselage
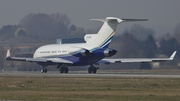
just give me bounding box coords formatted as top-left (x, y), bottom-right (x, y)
top-left (33, 43), bottom-right (94, 58)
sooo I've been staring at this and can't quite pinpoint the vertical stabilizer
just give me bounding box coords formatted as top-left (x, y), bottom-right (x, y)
top-left (86, 17), bottom-right (122, 48)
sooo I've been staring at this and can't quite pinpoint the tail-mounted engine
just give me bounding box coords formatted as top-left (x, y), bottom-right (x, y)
top-left (103, 48), bottom-right (117, 57)
top-left (80, 49), bottom-right (91, 56)
top-left (68, 47), bottom-right (91, 57)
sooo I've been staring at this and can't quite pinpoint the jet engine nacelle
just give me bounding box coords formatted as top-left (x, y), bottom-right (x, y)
top-left (103, 48), bottom-right (117, 57)
top-left (68, 47), bottom-right (91, 57)
top-left (80, 49), bottom-right (91, 56)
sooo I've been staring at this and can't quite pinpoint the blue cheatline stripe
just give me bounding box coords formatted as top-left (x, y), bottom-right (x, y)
top-left (100, 36), bottom-right (113, 48)
top-left (101, 40), bottom-right (111, 48)
top-left (98, 29), bottom-right (116, 48)
top-left (100, 35), bottom-right (113, 47)
top-left (90, 47), bottom-right (99, 52)
top-left (101, 37), bottom-right (113, 48)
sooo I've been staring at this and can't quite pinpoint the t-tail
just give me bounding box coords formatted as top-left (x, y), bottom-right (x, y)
top-left (84, 17), bottom-right (148, 48)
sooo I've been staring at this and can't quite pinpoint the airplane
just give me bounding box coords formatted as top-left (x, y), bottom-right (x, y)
top-left (6, 17), bottom-right (177, 74)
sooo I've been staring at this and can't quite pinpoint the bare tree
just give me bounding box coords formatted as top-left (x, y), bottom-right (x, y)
top-left (0, 45), bottom-right (6, 71)
top-left (20, 13), bottom-right (71, 41)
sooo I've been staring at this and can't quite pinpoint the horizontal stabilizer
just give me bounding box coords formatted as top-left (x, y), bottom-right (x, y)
top-left (91, 17), bottom-right (148, 24)
top-left (121, 19), bottom-right (148, 22)
top-left (91, 17), bottom-right (123, 23)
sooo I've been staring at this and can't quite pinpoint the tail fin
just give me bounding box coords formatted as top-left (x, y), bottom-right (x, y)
top-left (6, 50), bottom-right (11, 60)
top-left (85, 17), bottom-right (148, 48)
top-left (169, 51), bottom-right (177, 60)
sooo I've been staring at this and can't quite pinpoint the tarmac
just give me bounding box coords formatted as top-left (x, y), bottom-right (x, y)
top-left (0, 71), bottom-right (180, 78)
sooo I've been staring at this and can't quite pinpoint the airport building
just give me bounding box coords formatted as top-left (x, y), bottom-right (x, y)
top-left (56, 38), bottom-right (85, 44)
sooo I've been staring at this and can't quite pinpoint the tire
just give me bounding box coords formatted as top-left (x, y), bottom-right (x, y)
top-left (60, 67), bottom-right (64, 73)
top-left (88, 67), bottom-right (92, 73)
top-left (44, 68), bottom-right (47, 73)
top-left (64, 67), bottom-right (69, 73)
top-left (41, 69), bottom-right (44, 73)
top-left (92, 67), bottom-right (97, 74)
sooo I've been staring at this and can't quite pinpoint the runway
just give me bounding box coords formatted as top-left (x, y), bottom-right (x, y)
top-left (0, 72), bottom-right (180, 78)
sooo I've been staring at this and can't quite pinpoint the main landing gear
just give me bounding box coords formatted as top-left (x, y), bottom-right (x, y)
top-left (57, 64), bottom-right (69, 73)
top-left (60, 67), bottom-right (69, 73)
top-left (88, 65), bottom-right (99, 74)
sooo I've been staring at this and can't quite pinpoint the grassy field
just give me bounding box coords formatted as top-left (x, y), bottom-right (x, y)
top-left (0, 77), bottom-right (180, 101)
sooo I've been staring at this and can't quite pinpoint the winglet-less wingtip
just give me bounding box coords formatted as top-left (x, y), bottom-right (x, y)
top-left (6, 50), bottom-right (11, 59)
top-left (170, 51), bottom-right (177, 60)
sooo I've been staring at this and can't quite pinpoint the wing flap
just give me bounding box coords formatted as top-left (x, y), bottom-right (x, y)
top-left (46, 58), bottom-right (73, 64)
top-left (26, 58), bottom-right (47, 62)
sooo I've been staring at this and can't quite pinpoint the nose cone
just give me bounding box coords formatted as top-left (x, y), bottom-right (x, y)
top-left (33, 49), bottom-right (39, 58)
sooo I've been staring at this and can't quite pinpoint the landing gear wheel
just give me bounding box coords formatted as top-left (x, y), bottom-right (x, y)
top-left (92, 67), bottom-right (97, 73)
top-left (88, 67), bottom-right (93, 73)
top-left (41, 68), bottom-right (44, 73)
top-left (41, 68), bottom-right (47, 73)
top-left (44, 68), bottom-right (47, 73)
top-left (60, 67), bottom-right (64, 73)
top-left (60, 67), bottom-right (69, 73)
top-left (88, 64), bottom-right (98, 74)
top-left (64, 67), bottom-right (69, 73)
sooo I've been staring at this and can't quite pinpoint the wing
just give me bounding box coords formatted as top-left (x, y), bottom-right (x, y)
top-left (5, 50), bottom-right (73, 64)
top-left (98, 51), bottom-right (177, 64)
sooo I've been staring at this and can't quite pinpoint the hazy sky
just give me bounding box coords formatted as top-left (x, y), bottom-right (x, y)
top-left (0, 0), bottom-right (180, 35)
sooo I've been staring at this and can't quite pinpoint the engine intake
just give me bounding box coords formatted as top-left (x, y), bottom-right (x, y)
top-left (68, 47), bottom-right (91, 57)
top-left (81, 49), bottom-right (91, 56)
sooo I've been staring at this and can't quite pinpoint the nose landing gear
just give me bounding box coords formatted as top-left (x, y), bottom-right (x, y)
top-left (40, 66), bottom-right (47, 73)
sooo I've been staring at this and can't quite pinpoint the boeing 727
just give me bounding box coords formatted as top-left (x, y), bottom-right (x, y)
top-left (6, 17), bottom-right (177, 73)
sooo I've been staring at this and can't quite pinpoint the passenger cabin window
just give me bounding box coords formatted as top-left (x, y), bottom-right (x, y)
top-left (39, 51), bottom-right (50, 53)
top-left (51, 51), bottom-right (57, 53)
top-left (62, 50), bottom-right (67, 53)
